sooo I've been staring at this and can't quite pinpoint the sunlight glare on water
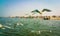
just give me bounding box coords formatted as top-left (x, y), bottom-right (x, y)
top-left (20, 23), bottom-right (24, 26)
top-left (0, 24), bottom-right (3, 28)
top-left (50, 30), bottom-right (52, 32)
top-left (17, 23), bottom-right (24, 26)
top-left (17, 23), bottom-right (20, 25)
top-left (31, 30), bottom-right (35, 32)
top-left (4, 26), bottom-right (11, 29)
top-left (38, 31), bottom-right (41, 34)
top-left (2, 28), bottom-right (5, 29)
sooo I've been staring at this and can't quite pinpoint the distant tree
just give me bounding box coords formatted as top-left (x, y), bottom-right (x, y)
top-left (52, 15), bottom-right (56, 18)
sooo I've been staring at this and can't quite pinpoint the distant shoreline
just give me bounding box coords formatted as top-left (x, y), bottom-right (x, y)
top-left (0, 16), bottom-right (60, 20)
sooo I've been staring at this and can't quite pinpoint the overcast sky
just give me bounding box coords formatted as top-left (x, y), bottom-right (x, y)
top-left (0, 0), bottom-right (60, 17)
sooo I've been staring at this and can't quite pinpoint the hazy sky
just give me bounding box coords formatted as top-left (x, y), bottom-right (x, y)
top-left (0, 0), bottom-right (60, 17)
